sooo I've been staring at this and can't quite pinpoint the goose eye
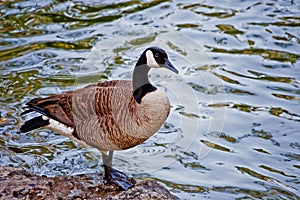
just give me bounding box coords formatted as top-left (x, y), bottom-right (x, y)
top-left (154, 53), bottom-right (160, 58)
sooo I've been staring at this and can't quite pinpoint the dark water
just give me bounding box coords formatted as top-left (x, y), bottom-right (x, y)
top-left (0, 0), bottom-right (299, 199)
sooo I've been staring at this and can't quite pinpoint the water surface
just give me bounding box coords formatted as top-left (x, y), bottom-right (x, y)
top-left (0, 0), bottom-right (299, 199)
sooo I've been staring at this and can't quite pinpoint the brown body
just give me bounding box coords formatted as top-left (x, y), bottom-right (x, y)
top-left (27, 80), bottom-right (170, 152)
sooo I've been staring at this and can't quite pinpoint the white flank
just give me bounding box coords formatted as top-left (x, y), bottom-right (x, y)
top-left (42, 115), bottom-right (49, 120)
top-left (45, 116), bottom-right (73, 135)
top-left (146, 50), bottom-right (160, 68)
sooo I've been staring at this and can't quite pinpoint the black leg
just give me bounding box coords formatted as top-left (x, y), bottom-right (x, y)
top-left (102, 150), bottom-right (113, 167)
top-left (101, 151), bottom-right (135, 190)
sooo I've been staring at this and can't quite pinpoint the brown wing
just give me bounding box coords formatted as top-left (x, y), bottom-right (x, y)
top-left (26, 91), bottom-right (74, 127)
top-left (22, 80), bottom-right (130, 129)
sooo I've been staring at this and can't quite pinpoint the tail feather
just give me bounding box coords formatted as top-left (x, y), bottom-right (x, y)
top-left (25, 102), bottom-right (59, 122)
top-left (20, 116), bottom-right (50, 133)
top-left (20, 94), bottom-right (74, 130)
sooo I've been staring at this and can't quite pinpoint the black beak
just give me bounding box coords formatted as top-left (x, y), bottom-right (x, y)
top-left (163, 59), bottom-right (179, 74)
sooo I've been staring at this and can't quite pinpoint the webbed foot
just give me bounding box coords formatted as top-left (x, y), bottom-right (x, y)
top-left (103, 165), bottom-right (135, 190)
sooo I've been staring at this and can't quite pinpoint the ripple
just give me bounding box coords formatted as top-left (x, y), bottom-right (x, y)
top-left (188, 82), bottom-right (252, 95)
top-left (1, 0), bottom-right (300, 199)
top-left (7, 144), bottom-right (54, 159)
top-left (253, 148), bottom-right (271, 155)
top-left (212, 184), bottom-right (298, 199)
top-left (0, 38), bottom-right (26, 51)
top-left (180, 3), bottom-right (237, 19)
top-left (206, 46), bottom-right (300, 63)
top-left (151, 177), bottom-right (208, 193)
top-left (259, 165), bottom-right (297, 178)
top-left (220, 68), bottom-right (296, 84)
top-left (236, 166), bottom-right (276, 182)
top-left (249, 20), bottom-right (300, 27)
top-left (0, 43), bottom-right (46, 62)
top-left (0, 38), bottom-right (93, 63)
top-left (207, 102), bottom-right (300, 123)
top-left (207, 131), bottom-right (237, 143)
top-left (129, 143), bottom-right (166, 156)
top-left (272, 93), bottom-right (300, 101)
top-left (236, 166), bottom-right (299, 197)
top-left (281, 152), bottom-right (300, 162)
top-left (216, 24), bottom-right (244, 36)
top-left (0, 70), bottom-right (41, 103)
top-left (129, 33), bottom-right (157, 45)
top-left (174, 150), bottom-right (210, 171)
top-left (200, 140), bottom-right (234, 153)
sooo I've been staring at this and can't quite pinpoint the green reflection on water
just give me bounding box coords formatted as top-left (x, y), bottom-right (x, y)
top-left (200, 140), bottom-right (232, 153)
top-left (0, 0), bottom-right (299, 199)
top-left (0, 70), bottom-right (40, 102)
top-left (0, 39), bottom-right (95, 62)
top-left (216, 24), bottom-right (244, 36)
top-left (206, 46), bottom-right (300, 63)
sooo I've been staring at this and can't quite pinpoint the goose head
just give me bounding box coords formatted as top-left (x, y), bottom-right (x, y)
top-left (133, 47), bottom-right (178, 104)
top-left (134, 47), bottom-right (179, 78)
top-left (144, 47), bottom-right (179, 74)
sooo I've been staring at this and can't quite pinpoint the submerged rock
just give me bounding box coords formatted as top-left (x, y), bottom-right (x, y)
top-left (0, 166), bottom-right (179, 200)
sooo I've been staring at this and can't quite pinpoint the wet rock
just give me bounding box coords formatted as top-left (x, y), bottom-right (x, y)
top-left (0, 166), bottom-right (179, 200)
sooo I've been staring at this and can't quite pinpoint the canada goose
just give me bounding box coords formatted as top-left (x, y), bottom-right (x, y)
top-left (20, 47), bottom-right (178, 190)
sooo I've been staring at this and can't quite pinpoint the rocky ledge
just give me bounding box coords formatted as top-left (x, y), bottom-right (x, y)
top-left (0, 166), bottom-right (179, 200)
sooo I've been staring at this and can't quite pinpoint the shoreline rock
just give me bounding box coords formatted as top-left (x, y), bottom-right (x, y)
top-left (0, 166), bottom-right (180, 200)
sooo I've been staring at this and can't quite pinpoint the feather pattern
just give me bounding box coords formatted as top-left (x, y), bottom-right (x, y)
top-left (22, 80), bottom-right (170, 151)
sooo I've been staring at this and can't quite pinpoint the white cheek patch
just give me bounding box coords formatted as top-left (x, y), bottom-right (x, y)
top-left (146, 50), bottom-right (160, 68)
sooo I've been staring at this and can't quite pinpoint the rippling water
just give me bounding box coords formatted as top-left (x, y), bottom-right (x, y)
top-left (0, 0), bottom-right (299, 199)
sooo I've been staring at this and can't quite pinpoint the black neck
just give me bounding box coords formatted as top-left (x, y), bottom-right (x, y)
top-left (132, 54), bottom-right (157, 104)
top-left (133, 83), bottom-right (157, 104)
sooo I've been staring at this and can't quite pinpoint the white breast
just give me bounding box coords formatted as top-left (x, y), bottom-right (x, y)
top-left (139, 89), bottom-right (170, 136)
